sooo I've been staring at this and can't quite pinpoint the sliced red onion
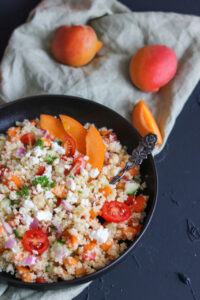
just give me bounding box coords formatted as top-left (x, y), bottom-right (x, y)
top-left (5, 238), bottom-right (15, 249)
top-left (62, 200), bottom-right (72, 211)
top-left (121, 176), bottom-right (131, 182)
top-left (55, 245), bottom-right (67, 258)
top-left (23, 256), bottom-right (37, 266)
top-left (16, 147), bottom-right (25, 156)
top-left (41, 129), bottom-right (47, 136)
top-left (30, 218), bottom-right (39, 229)
top-left (66, 178), bottom-right (72, 189)
top-left (3, 222), bottom-right (13, 234)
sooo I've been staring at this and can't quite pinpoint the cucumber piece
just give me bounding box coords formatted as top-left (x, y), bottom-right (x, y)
top-left (45, 265), bottom-right (51, 272)
top-left (125, 181), bottom-right (140, 195)
top-left (55, 239), bottom-right (64, 246)
top-left (14, 228), bottom-right (23, 239)
top-left (1, 198), bottom-right (13, 209)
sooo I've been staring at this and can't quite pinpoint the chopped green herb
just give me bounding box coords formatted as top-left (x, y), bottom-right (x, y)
top-left (46, 154), bottom-right (57, 164)
top-left (45, 265), bottom-right (51, 272)
top-left (32, 176), bottom-right (55, 189)
top-left (14, 229), bottom-right (22, 239)
top-left (50, 227), bottom-right (57, 232)
top-left (56, 239), bottom-right (64, 246)
top-left (36, 138), bottom-right (44, 149)
top-left (56, 139), bottom-right (62, 145)
top-left (69, 175), bottom-right (75, 179)
top-left (32, 175), bottom-right (49, 187)
top-left (78, 190), bottom-right (82, 194)
top-left (68, 160), bottom-right (73, 164)
top-left (16, 185), bottom-right (29, 197)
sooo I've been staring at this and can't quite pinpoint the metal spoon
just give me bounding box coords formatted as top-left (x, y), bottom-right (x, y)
top-left (109, 133), bottom-right (157, 185)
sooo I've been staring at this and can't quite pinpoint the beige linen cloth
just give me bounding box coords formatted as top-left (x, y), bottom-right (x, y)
top-left (0, 0), bottom-right (200, 298)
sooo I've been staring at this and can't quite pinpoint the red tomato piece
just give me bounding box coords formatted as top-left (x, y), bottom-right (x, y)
top-left (102, 201), bottom-right (131, 223)
top-left (72, 155), bottom-right (86, 176)
top-left (36, 277), bottom-right (47, 283)
top-left (36, 166), bottom-right (45, 176)
top-left (0, 166), bottom-right (9, 178)
top-left (20, 133), bottom-right (36, 146)
top-left (82, 251), bottom-right (96, 262)
top-left (22, 229), bottom-right (49, 255)
top-left (131, 195), bottom-right (148, 213)
top-left (56, 197), bottom-right (62, 206)
top-left (63, 136), bottom-right (76, 157)
top-left (125, 195), bottom-right (136, 206)
top-left (61, 155), bottom-right (67, 161)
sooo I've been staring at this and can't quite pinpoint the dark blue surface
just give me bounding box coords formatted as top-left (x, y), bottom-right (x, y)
top-left (1, 1), bottom-right (200, 300)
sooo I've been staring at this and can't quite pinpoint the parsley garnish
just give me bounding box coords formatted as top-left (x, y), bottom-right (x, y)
top-left (46, 154), bottom-right (57, 164)
top-left (50, 227), bottom-right (57, 232)
top-left (36, 138), bottom-right (44, 149)
top-left (69, 175), bottom-right (75, 179)
top-left (16, 184), bottom-right (29, 197)
top-left (78, 190), bottom-right (82, 194)
top-left (56, 139), bottom-right (62, 145)
top-left (32, 176), bottom-right (55, 188)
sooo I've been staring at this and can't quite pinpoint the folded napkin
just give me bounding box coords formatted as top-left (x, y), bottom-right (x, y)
top-left (0, 0), bottom-right (200, 298)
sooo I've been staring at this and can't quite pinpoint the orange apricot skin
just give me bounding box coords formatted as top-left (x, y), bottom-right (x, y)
top-left (132, 100), bottom-right (163, 146)
top-left (129, 45), bottom-right (178, 92)
top-left (51, 25), bottom-right (102, 67)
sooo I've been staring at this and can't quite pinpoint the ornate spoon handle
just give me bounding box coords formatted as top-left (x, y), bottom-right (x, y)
top-left (109, 133), bottom-right (157, 185)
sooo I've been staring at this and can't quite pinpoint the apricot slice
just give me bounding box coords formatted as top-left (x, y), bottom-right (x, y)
top-left (132, 100), bottom-right (162, 146)
top-left (129, 45), bottom-right (178, 92)
top-left (86, 125), bottom-right (106, 171)
top-left (59, 115), bottom-right (87, 154)
top-left (40, 114), bottom-right (67, 142)
top-left (51, 25), bottom-right (103, 67)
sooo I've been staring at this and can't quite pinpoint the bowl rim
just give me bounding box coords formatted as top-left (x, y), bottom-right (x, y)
top-left (0, 94), bottom-right (158, 289)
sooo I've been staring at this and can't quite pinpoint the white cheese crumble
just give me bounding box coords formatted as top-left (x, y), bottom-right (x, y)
top-left (81, 198), bottom-right (90, 206)
top-left (36, 210), bottom-right (52, 221)
top-left (30, 157), bottom-right (40, 165)
top-left (24, 200), bottom-right (34, 208)
top-left (81, 169), bottom-right (88, 176)
top-left (90, 168), bottom-right (99, 178)
top-left (36, 184), bottom-right (43, 193)
top-left (9, 191), bottom-right (18, 200)
top-left (66, 191), bottom-right (77, 204)
top-left (45, 191), bottom-right (54, 199)
top-left (51, 142), bottom-right (65, 155)
top-left (90, 227), bottom-right (110, 244)
top-left (44, 165), bottom-right (52, 180)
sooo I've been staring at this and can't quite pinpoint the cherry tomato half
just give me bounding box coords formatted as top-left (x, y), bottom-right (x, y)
top-left (102, 201), bottom-right (131, 223)
top-left (20, 133), bottom-right (36, 146)
top-left (82, 251), bottom-right (96, 262)
top-left (36, 166), bottom-right (45, 176)
top-left (63, 136), bottom-right (76, 157)
top-left (22, 229), bottom-right (49, 255)
top-left (72, 155), bottom-right (86, 176)
top-left (36, 277), bottom-right (47, 283)
top-left (131, 195), bottom-right (148, 213)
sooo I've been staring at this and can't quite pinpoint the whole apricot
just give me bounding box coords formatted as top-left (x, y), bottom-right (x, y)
top-left (51, 25), bottom-right (102, 67)
top-left (129, 45), bottom-right (178, 92)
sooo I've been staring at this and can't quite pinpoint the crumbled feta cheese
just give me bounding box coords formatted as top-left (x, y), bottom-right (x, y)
top-left (44, 165), bottom-right (52, 179)
top-left (66, 191), bottom-right (77, 204)
top-left (36, 184), bottom-right (43, 193)
top-left (51, 142), bottom-right (65, 155)
top-left (81, 199), bottom-right (90, 206)
top-left (55, 165), bottom-right (64, 174)
top-left (30, 157), bottom-right (40, 165)
top-left (90, 227), bottom-right (110, 243)
top-left (23, 215), bottom-right (33, 227)
top-left (36, 210), bottom-right (52, 221)
top-left (24, 200), bottom-right (34, 208)
top-left (45, 191), bottom-right (54, 199)
top-left (9, 191), bottom-right (18, 200)
top-left (33, 146), bottom-right (46, 157)
top-left (5, 206), bottom-right (11, 214)
top-left (32, 250), bottom-right (38, 255)
top-left (53, 158), bottom-right (59, 166)
top-left (84, 156), bottom-right (89, 161)
top-left (81, 169), bottom-right (88, 176)
top-left (90, 168), bottom-right (99, 178)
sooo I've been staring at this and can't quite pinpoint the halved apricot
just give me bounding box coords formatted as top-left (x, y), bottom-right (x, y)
top-left (132, 100), bottom-right (162, 146)
top-left (40, 114), bottom-right (66, 142)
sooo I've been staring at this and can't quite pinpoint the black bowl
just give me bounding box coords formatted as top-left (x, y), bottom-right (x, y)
top-left (0, 95), bottom-right (157, 290)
